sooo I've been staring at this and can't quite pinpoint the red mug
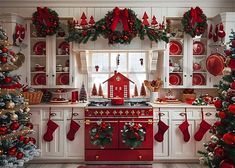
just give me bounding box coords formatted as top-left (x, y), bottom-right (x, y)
top-left (71, 91), bottom-right (78, 103)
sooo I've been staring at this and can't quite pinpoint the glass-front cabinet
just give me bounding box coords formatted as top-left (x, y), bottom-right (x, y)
top-left (164, 17), bottom-right (216, 88)
top-left (27, 18), bottom-right (76, 88)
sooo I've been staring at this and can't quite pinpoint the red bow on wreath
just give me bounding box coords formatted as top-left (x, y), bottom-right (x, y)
top-left (37, 7), bottom-right (53, 27)
top-left (190, 7), bottom-right (203, 27)
top-left (111, 7), bottom-right (130, 32)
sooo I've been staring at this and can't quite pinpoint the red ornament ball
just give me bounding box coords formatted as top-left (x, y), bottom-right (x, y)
top-left (219, 160), bottom-right (235, 168)
top-left (1, 57), bottom-right (7, 63)
top-left (231, 82), bottom-right (235, 89)
top-left (214, 99), bottom-right (222, 108)
top-left (4, 77), bottom-right (12, 83)
top-left (10, 121), bottom-right (20, 130)
top-left (224, 49), bottom-right (232, 56)
top-left (2, 47), bottom-right (8, 53)
top-left (95, 134), bottom-right (99, 139)
top-left (26, 122), bottom-right (34, 129)
top-left (214, 146), bottom-right (224, 158)
top-left (223, 133), bottom-right (235, 145)
top-left (228, 104), bottom-right (235, 115)
top-left (18, 135), bottom-right (25, 142)
top-left (8, 147), bottom-right (17, 156)
top-left (0, 126), bottom-right (8, 135)
top-left (228, 58), bottom-right (235, 71)
top-left (29, 137), bottom-right (36, 144)
top-left (207, 142), bottom-right (217, 151)
top-left (214, 121), bottom-right (222, 127)
top-left (16, 152), bottom-right (24, 159)
top-left (24, 137), bottom-right (30, 145)
top-left (218, 111), bottom-right (226, 119)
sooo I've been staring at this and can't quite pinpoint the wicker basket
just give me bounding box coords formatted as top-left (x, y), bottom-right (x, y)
top-left (22, 91), bottom-right (43, 104)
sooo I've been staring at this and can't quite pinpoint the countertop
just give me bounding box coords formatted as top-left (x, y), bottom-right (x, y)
top-left (29, 102), bottom-right (215, 109)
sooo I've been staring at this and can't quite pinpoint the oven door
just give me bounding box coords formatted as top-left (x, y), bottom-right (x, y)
top-left (85, 119), bottom-right (118, 149)
top-left (119, 118), bottom-right (153, 149)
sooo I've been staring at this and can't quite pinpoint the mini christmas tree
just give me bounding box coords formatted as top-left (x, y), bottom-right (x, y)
top-left (79, 83), bottom-right (87, 102)
top-left (142, 12), bottom-right (149, 26)
top-left (151, 15), bottom-right (158, 26)
top-left (91, 83), bottom-right (97, 96)
top-left (98, 84), bottom-right (103, 97)
top-left (0, 27), bottom-right (39, 167)
top-left (140, 83), bottom-right (146, 96)
top-left (133, 84), bottom-right (138, 97)
top-left (199, 30), bottom-right (235, 167)
top-left (89, 16), bottom-right (95, 25)
top-left (80, 12), bottom-right (88, 26)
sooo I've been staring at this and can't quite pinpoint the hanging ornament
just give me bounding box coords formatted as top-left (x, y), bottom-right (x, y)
top-left (228, 104), bottom-right (235, 114)
top-left (95, 65), bottom-right (99, 72)
top-left (24, 137), bottom-right (30, 145)
top-left (8, 146), bottom-right (17, 156)
top-left (0, 126), bottom-right (8, 135)
top-left (223, 133), bottom-right (235, 145)
top-left (223, 67), bottom-right (232, 75)
top-left (214, 146), bottom-right (224, 158)
top-left (219, 160), bottom-right (235, 168)
top-left (1, 57), bottom-right (7, 63)
top-left (26, 122), bottom-right (34, 129)
top-left (11, 113), bottom-right (18, 121)
top-left (16, 152), bottom-right (24, 159)
top-left (24, 107), bottom-right (30, 112)
top-left (29, 137), bottom-right (36, 144)
top-left (6, 101), bottom-right (15, 109)
top-left (208, 152), bottom-right (214, 160)
top-left (140, 58), bottom-right (144, 66)
top-left (4, 76), bottom-right (13, 83)
top-left (10, 121), bottom-right (20, 130)
top-left (18, 135), bottom-right (25, 142)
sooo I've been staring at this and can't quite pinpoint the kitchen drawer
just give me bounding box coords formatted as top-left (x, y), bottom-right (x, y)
top-left (193, 108), bottom-right (215, 120)
top-left (42, 108), bottom-right (64, 120)
top-left (66, 108), bottom-right (84, 119)
top-left (153, 109), bottom-right (168, 119)
top-left (170, 108), bottom-right (193, 119)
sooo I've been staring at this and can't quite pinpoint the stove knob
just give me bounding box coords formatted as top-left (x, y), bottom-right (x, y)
top-left (125, 110), bottom-right (129, 115)
top-left (119, 110), bottom-right (123, 115)
top-left (136, 110), bottom-right (141, 115)
top-left (94, 111), bottom-right (98, 115)
top-left (99, 110), bottom-right (104, 115)
top-left (113, 110), bottom-right (117, 115)
top-left (105, 110), bottom-right (110, 115)
top-left (131, 110), bottom-right (135, 115)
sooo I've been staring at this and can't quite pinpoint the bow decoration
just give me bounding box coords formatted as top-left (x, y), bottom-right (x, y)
top-left (37, 7), bottom-right (53, 27)
top-left (190, 7), bottom-right (203, 27)
top-left (111, 7), bottom-right (130, 32)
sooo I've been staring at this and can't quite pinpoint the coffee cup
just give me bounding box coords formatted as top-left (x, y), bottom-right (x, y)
top-left (63, 67), bottom-right (69, 72)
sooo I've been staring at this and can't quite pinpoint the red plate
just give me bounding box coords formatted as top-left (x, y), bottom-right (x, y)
top-left (33, 73), bottom-right (46, 85)
top-left (169, 40), bottom-right (183, 55)
top-left (193, 73), bottom-right (205, 85)
top-left (33, 41), bottom-right (46, 55)
top-left (169, 73), bottom-right (182, 85)
top-left (58, 41), bottom-right (69, 55)
top-left (193, 41), bottom-right (205, 55)
top-left (58, 73), bottom-right (69, 85)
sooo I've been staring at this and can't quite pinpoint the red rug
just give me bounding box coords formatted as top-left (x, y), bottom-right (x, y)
top-left (78, 166), bottom-right (152, 168)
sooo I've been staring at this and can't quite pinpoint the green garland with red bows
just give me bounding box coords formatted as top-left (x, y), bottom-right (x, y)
top-left (121, 122), bottom-right (146, 149)
top-left (32, 7), bottom-right (60, 36)
top-left (89, 121), bottom-right (113, 148)
top-left (182, 7), bottom-right (207, 37)
top-left (66, 7), bottom-right (174, 45)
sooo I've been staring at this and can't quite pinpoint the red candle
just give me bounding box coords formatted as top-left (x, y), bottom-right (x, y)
top-left (71, 91), bottom-right (78, 103)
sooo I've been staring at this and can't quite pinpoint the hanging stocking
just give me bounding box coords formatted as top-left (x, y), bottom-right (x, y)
top-left (154, 111), bottom-right (169, 142)
top-left (178, 112), bottom-right (190, 142)
top-left (43, 111), bottom-right (59, 142)
top-left (67, 120), bottom-right (80, 141)
top-left (194, 109), bottom-right (211, 141)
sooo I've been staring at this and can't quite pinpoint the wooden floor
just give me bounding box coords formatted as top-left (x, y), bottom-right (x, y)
top-left (23, 163), bottom-right (204, 168)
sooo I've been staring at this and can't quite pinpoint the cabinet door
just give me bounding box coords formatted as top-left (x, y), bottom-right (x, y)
top-left (41, 120), bottom-right (64, 157)
top-left (29, 108), bottom-right (41, 149)
top-left (66, 120), bottom-right (84, 158)
top-left (170, 120), bottom-right (195, 158)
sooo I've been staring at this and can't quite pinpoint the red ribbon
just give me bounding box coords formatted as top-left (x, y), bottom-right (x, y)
top-left (190, 7), bottom-right (203, 27)
top-left (37, 7), bottom-right (53, 27)
top-left (111, 7), bottom-right (130, 32)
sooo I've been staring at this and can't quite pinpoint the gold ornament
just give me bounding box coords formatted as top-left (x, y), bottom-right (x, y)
top-left (0, 147), bottom-right (3, 156)
top-left (11, 113), bottom-right (18, 121)
top-left (24, 107), bottom-right (30, 112)
top-left (223, 67), bottom-right (232, 76)
top-left (6, 101), bottom-right (15, 109)
top-left (14, 52), bottom-right (25, 68)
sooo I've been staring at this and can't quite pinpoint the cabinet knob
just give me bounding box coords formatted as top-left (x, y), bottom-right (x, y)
top-left (95, 155), bottom-right (99, 160)
top-left (205, 112), bottom-right (212, 116)
top-left (50, 113), bottom-right (56, 117)
top-left (46, 74), bottom-right (49, 77)
top-left (52, 75), bottom-right (55, 77)
top-left (138, 155), bottom-right (142, 160)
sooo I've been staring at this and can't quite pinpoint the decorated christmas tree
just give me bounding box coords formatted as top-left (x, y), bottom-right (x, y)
top-left (0, 27), bottom-right (39, 167)
top-left (199, 30), bottom-right (235, 167)
top-left (91, 83), bottom-right (97, 96)
top-left (79, 83), bottom-right (87, 102)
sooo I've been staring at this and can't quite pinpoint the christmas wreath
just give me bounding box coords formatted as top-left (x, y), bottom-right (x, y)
top-left (32, 7), bottom-right (60, 36)
top-left (66, 7), bottom-right (173, 45)
top-left (89, 121), bottom-right (113, 148)
top-left (121, 122), bottom-right (146, 149)
top-left (182, 7), bottom-right (207, 37)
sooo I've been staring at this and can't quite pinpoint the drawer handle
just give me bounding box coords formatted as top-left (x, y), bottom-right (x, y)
top-left (95, 155), bottom-right (99, 160)
top-left (50, 113), bottom-right (57, 117)
top-left (139, 155), bottom-right (142, 160)
top-left (159, 112), bottom-right (165, 116)
top-left (179, 113), bottom-right (186, 116)
top-left (205, 112), bottom-right (212, 116)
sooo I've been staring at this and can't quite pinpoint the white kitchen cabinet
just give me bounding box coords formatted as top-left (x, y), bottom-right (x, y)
top-left (163, 18), bottom-right (217, 89)
top-left (26, 18), bottom-right (78, 88)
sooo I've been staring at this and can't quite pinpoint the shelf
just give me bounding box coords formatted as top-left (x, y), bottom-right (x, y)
top-left (169, 72), bottom-right (183, 73)
top-left (30, 37), bottom-right (46, 40)
top-left (193, 71), bottom-right (207, 74)
top-left (56, 37), bottom-right (68, 40)
top-left (193, 55), bottom-right (207, 57)
top-left (56, 55), bottom-right (70, 57)
top-left (31, 55), bottom-right (46, 57)
top-left (31, 71), bottom-right (46, 73)
top-left (169, 55), bottom-right (183, 57)
top-left (56, 72), bottom-right (69, 73)
top-left (170, 37), bottom-right (184, 40)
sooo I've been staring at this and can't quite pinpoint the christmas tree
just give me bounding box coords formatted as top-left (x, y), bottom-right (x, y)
top-left (91, 83), bottom-right (97, 96)
top-left (0, 27), bottom-right (39, 167)
top-left (98, 84), bottom-right (103, 97)
top-left (140, 83), bottom-right (146, 96)
top-left (199, 30), bottom-right (235, 167)
top-left (133, 84), bottom-right (138, 97)
top-left (79, 83), bottom-right (87, 102)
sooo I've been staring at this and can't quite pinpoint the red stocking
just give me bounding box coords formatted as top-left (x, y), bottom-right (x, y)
top-left (67, 119), bottom-right (80, 141)
top-left (178, 116), bottom-right (190, 142)
top-left (43, 119), bottom-right (59, 142)
top-left (194, 110), bottom-right (212, 141)
top-left (154, 120), bottom-right (169, 142)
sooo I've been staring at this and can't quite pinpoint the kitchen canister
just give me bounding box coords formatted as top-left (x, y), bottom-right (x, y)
top-left (150, 92), bottom-right (159, 103)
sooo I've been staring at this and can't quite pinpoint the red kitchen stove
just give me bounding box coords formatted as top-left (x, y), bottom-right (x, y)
top-left (85, 100), bottom-right (153, 163)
